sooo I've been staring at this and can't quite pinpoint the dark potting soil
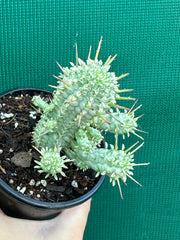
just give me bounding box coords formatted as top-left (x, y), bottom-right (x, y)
top-left (0, 89), bottom-right (99, 202)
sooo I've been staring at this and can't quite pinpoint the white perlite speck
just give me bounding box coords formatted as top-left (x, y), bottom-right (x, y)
top-left (0, 112), bottom-right (14, 119)
top-left (0, 149), bottom-right (3, 154)
top-left (20, 187), bottom-right (26, 194)
top-left (36, 181), bottom-right (41, 186)
top-left (29, 179), bottom-right (35, 186)
top-left (9, 179), bottom-right (14, 184)
top-left (71, 180), bottom-right (78, 188)
top-left (41, 180), bottom-right (47, 187)
top-left (14, 122), bottom-right (19, 128)
top-left (11, 172), bottom-right (17, 176)
top-left (29, 111), bottom-right (37, 119)
top-left (37, 194), bottom-right (40, 198)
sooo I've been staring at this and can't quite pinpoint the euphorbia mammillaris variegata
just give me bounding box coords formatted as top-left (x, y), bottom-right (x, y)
top-left (32, 38), bottom-right (148, 197)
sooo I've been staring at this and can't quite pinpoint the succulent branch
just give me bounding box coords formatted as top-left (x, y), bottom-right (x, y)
top-left (32, 38), bottom-right (148, 195)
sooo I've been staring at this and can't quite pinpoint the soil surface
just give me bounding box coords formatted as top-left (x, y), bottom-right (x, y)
top-left (0, 89), bottom-right (99, 202)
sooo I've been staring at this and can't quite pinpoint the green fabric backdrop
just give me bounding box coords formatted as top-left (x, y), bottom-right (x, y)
top-left (1, 1), bottom-right (179, 239)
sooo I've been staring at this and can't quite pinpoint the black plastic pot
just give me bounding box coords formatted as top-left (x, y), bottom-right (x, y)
top-left (0, 88), bottom-right (105, 220)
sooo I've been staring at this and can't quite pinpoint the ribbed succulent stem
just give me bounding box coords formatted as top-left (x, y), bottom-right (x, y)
top-left (32, 38), bottom-right (148, 191)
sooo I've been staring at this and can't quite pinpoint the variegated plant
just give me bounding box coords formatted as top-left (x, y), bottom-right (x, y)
top-left (32, 37), bottom-right (148, 197)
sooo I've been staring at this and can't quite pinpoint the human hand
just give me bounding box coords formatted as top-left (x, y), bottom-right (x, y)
top-left (0, 199), bottom-right (91, 240)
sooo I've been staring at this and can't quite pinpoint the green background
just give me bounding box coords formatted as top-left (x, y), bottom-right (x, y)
top-left (0, 1), bottom-right (179, 239)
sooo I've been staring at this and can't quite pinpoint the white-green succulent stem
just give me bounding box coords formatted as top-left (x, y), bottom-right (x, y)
top-left (32, 43), bottom-right (145, 184)
top-left (66, 145), bottom-right (135, 184)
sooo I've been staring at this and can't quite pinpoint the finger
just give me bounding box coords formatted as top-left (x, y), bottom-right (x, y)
top-left (46, 199), bottom-right (92, 240)
top-left (0, 209), bottom-right (6, 216)
top-left (58, 198), bottom-right (91, 220)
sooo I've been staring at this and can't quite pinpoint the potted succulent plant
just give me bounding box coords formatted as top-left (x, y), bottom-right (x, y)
top-left (0, 37), bottom-right (148, 220)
